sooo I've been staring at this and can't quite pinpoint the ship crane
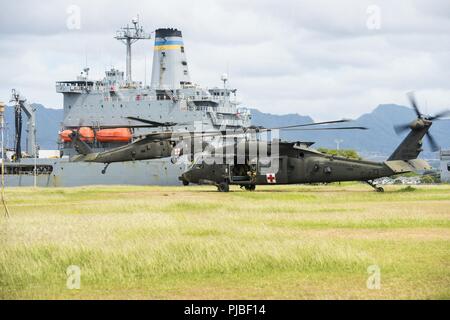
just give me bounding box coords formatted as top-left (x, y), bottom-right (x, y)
top-left (10, 89), bottom-right (36, 161)
top-left (114, 17), bottom-right (151, 83)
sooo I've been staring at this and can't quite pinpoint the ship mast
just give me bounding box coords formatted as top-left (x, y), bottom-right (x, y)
top-left (114, 17), bottom-right (151, 83)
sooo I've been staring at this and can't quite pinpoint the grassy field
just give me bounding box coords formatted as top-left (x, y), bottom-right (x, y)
top-left (1, 183), bottom-right (449, 300)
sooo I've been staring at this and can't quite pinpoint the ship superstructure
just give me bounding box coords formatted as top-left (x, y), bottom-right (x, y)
top-left (2, 20), bottom-right (251, 187)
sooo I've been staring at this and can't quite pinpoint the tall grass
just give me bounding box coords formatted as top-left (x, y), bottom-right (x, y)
top-left (1, 184), bottom-right (449, 299)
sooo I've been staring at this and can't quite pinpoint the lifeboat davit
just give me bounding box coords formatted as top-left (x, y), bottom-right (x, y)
top-left (96, 128), bottom-right (132, 142)
top-left (59, 127), bottom-right (95, 142)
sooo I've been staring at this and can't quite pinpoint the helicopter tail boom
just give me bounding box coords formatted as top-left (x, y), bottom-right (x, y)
top-left (69, 131), bottom-right (94, 155)
top-left (387, 120), bottom-right (431, 161)
top-left (388, 92), bottom-right (448, 161)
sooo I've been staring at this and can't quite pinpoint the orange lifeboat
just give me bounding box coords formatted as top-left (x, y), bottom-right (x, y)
top-left (96, 128), bottom-right (132, 142)
top-left (59, 130), bottom-right (73, 142)
top-left (59, 127), bottom-right (95, 142)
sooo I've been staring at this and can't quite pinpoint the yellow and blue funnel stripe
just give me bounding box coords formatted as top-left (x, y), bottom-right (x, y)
top-left (154, 39), bottom-right (184, 51)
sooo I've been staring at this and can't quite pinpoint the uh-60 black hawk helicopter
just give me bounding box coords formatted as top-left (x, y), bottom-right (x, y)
top-left (180, 93), bottom-right (449, 192)
top-left (69, 116), bottom-right (365, 173)
top-left (71, 93), bottom-right (448, 192)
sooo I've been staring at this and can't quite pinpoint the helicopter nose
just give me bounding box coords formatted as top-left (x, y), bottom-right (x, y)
top-left (181, 171), bottom-right (190, 182)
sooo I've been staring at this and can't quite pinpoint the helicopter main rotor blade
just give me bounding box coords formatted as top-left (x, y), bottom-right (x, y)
top-left (127, 116), bottom-right (177, 127)
top-left (407, 92), bottom-right (422, 118)
top-left (428, 110), bottom-right (450, 121)
top-left (133, 119), bottom-right (357, 139)
top-left (135, 130), bottom-right (243, 142)
top-left (268, 119), bottom-right (351, 130)
top-left (282, 126), bottom-right (368, 131)
top-left (133, 121), bottom-right (365, 142)
top-left (65, 124), bottom-right (170, 129)
top-left (426, 132), bottom-right (439, 152)
top-left (136, 124), bottom-right (367, 141)
top-left (394, 123), bottom-right (411, 135)
top-left (127, 116), bottom-right (208, 128)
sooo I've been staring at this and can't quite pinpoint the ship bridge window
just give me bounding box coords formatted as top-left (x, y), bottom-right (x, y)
top-left (181, 61), bottom-right (187, 66)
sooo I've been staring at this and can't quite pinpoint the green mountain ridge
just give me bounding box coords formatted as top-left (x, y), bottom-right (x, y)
top-left (4, 103), bottom-right (450, 156)
top-left (250, 104), bottom-right (450, 156)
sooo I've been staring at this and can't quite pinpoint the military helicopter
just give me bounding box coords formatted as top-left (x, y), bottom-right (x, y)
top-left (180, 93), bottom-right (449, 192)
top-left (70, 117), bottom-right (366, 174)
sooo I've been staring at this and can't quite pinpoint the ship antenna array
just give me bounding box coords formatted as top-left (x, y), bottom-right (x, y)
top-left (114, 17), bottom-right (151, 83)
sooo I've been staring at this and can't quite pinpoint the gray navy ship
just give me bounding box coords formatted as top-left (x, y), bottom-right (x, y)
top-left (2, 19), bottom-right (251, 187)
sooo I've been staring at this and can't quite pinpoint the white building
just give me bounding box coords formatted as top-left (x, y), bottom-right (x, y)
top-left (440, 150), bottom-right (450, 183)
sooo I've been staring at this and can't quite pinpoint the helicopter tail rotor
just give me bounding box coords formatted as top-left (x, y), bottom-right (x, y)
top-left (393, 92), bottom-right (449, 152)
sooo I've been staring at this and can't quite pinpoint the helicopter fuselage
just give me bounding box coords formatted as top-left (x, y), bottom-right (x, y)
top-left (180, 140), bottom-right (431, 192)
top-left (182, 147), bottom-right (393, 186)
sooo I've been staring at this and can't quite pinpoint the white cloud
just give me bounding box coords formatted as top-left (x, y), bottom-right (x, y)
top-left (0, 0), bottom-right (449, 120)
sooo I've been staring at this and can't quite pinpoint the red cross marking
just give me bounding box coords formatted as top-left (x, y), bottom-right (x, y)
top-left (266, 173), bottom-right (276, 183)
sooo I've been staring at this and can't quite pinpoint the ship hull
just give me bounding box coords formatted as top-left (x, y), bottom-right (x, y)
top-left (4, 158), bottom-right (186, 187)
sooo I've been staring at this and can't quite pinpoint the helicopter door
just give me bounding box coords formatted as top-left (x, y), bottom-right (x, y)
top-left (229, 164), bottom-right (252, 183)
top-left (257, 155), bottom-right (287, 184)
top-left (275, 156), bottom-right (288, 183)
top-left (287, 150), bottom-right (306, 183)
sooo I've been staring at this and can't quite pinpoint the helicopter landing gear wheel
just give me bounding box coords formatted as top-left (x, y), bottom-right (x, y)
top-left (217, 182), bottom-right (230, 192)
top-left (244, 184), bottom-right (256, 191)
top-left (101, 163), bottom-right (110, 175)
top-left (365, 180), bottom-right (384, 193)
top-left (182, 180), bottom-right (189, 186)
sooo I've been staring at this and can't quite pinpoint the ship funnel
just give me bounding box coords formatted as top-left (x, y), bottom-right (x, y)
top-left (150, 28), bottom-right (191, 89)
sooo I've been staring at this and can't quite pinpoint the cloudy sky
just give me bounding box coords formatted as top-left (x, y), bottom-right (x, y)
top-left (1, 0), bottom-right (449, 120)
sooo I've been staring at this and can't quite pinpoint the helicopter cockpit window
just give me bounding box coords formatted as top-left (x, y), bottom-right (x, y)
top-left (188, 154), bottom-right (202, 169)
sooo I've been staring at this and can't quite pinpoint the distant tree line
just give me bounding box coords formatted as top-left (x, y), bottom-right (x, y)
top-left (317, 148), bottom-right (362, 160)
